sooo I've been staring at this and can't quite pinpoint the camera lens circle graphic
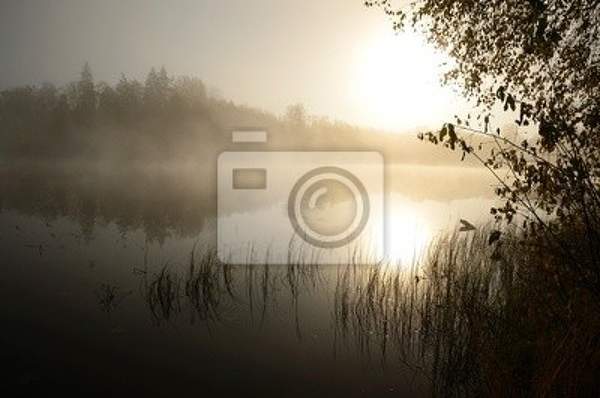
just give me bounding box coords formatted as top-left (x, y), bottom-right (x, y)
top-left (288, 167), bottom-right (370, 249)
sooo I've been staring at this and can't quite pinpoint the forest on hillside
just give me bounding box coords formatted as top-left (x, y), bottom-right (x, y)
top-left (0, 63), bottom-right (481, 166)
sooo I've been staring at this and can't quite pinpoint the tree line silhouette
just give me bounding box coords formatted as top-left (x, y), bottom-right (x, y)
top-left (0, 63), bottom-right (274, 160)
top-left (0, 63), bottom-right (482, 165)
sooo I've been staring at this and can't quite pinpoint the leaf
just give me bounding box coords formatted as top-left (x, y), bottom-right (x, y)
top-left (504, 94), bottom-right (516, 112)
top-left (488, 230), bottom-right (502, 245)
top-left (439, 125), bottom-right (447, 141)
top-left (459, 219), bottom-right (476, 232)
top-left (447, 123), bottom-right (457, 150)
top-left (496, 86), bottom-right (505, 101)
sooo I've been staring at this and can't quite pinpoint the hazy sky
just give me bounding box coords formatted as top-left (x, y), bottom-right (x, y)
top-left (0, 0), bottom-right (463, 131)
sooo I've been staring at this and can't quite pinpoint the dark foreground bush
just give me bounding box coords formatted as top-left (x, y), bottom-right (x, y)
top-left (334, 227), bottom-right (600, 397)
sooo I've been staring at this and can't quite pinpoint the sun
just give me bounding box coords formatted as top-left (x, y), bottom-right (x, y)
top-left (353, 29), bottom-right (458, 132)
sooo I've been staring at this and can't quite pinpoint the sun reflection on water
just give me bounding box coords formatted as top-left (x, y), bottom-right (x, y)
top-left (385, 203), bottom-right (432, 267)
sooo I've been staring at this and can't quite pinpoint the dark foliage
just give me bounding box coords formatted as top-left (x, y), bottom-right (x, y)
top-left (366, 0), bottom-right (600, 395)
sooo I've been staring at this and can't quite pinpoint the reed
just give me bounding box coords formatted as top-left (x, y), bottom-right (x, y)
top-left (139, 226), bottom-right (600, 396)
top-left (333, 226), bottom-right (600, 397)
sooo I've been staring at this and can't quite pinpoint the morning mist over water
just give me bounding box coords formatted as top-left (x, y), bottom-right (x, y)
top-left (1, 1), bottom-right (599, 397)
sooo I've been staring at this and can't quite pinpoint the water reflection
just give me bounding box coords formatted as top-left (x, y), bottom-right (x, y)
top-left (0, 164), bottom-right (495, 262)
top-left (386, 203), bottom-right (431, 266)
top-left (385, 194), bottom-right (496, 265)
top-left (0, 163), bottom-right (495, 396)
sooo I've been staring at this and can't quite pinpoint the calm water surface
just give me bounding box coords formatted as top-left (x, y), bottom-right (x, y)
top-left (0, 163), bottom-right (495, 396)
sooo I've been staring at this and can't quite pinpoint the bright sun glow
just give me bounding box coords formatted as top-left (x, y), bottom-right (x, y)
top-left (353, 30), bottom-right (458, 132)
top-left (386, 203), bottom-right (431, 267)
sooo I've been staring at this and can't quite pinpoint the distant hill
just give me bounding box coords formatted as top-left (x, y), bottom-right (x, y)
top-left (0, 65), bottom-right (480, 167)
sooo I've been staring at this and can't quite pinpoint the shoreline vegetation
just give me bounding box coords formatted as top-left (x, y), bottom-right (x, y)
top-left (134, 227), bottom-right (599, 397)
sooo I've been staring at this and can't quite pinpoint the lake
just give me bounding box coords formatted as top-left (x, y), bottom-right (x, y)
top-left (0, 162), bottom-right (495, 396)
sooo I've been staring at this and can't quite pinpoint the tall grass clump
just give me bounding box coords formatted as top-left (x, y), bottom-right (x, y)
top-left (140, 245), bottom-right (327, 328)
top-left (139, 230), bottom-right (600, 396)
top-left (334, 226), bottom-right (600, 397)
